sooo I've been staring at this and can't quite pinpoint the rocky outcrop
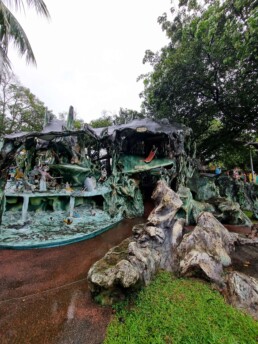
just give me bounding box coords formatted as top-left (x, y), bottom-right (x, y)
top-left (226, 272), bottom-right (258, 320)
top-left (188, 173), bottom-right (258, 218)
top-left (87, 180), bottom-right (183, 303)
top-left (176, 185), bottom-right (252, 227)
top-left (88, 180), bottom-right (258, 319)
top-left (147, 180), bottom-right (182, 228)
top-left (208, 197), bottom-right (252, 227)
top-left (87, 237), bottom-right (144, 301)
top-left (177, 212), bottom-right (236, 284)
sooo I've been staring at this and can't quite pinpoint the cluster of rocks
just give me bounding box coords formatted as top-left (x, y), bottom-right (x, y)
top-left (87, 180), bottom-right (258, 319)
top-left (188, 173), bottom-right (258, 220)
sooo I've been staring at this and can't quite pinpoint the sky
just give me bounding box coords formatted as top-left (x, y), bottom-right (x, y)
top-left (9, 0), bottom-right (171, 122)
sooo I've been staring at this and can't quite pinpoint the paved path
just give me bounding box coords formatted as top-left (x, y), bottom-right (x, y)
top-left (0, 218), bottom-right (144, 344)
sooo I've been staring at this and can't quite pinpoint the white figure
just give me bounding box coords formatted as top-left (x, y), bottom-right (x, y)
top-left (38, 166), bottom-right (53, 192)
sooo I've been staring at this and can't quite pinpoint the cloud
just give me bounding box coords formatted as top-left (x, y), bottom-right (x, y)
top-left (9, 0), bottom-right (170, 122)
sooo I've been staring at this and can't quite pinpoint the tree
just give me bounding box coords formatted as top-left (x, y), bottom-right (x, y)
top-left (89, 108), bottom-right (145, 128)
top-left (0, 71), bottom-right (50, 134)
top-left (113, 107), bottom-right (145, 125)
top-left (140, 0), bottom-right (258, 163)
top-left (0, 0), bottom-right (50, 74)
top-left (89, 111), bottom-right (113, 128)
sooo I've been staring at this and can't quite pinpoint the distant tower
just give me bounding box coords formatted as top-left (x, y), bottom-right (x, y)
top-left (66, 106), bottom-right (74, 130)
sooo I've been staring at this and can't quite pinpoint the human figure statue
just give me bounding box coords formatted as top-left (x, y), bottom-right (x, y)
top-left (65, 182), bottom-right (73, 192)
top-left (98, 167), bottom-right (107, 183)
top-left (14, 167), bottom-right (24, 191)
top-left (38, 166), bottom-right (53, 192)
top-left (84, 177), bottom-right (96, 191)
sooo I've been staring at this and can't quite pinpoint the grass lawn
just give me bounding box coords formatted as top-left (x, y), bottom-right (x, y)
top-left (104, 271), bottom-right (258, 344)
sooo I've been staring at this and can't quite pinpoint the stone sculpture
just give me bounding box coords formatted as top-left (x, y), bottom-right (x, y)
top-left (0, 113), bottom-right (193, 248)
top-left (88, 180), bottom-right (258, 319)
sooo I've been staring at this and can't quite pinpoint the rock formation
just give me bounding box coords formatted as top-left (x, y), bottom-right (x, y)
top-left (177, 212), bottom-right (236, 285)
top-left (226, 272), bottom-right (258, 320)
top-left (88, 180), bottom-right (258, 319)
top-left (88, 180), bottom-right (182, 303)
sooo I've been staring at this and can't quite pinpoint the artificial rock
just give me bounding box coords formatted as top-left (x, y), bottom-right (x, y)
top-left (88, 180), bottom-right (258, 319)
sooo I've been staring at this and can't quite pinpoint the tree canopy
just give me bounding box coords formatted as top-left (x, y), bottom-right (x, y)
top-left (89, 111), bottom-right (113, 128)
top-left (140, 0), bottom-right (258, 167)
top-left (89, 108), bottom-right (145, 128)
top-left (0, 71), bottom-right (51, 134)
top-left (113, 108), bottom-right (145, 125)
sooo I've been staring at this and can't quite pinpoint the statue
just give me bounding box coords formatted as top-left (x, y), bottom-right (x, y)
top-left (84, 177), bottom-right (96, 191)
top-left (14, 167), bottom-right (24, 191)
top-left (38, 166), bottom-right (53, 192)
top-left (98, 167), bottom-right (107, 183)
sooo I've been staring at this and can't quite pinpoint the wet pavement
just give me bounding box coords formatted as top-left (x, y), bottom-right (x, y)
top-left (1, 205), bottom-right (256, 344)
top-left (0, 217), bottom-right (145, 344)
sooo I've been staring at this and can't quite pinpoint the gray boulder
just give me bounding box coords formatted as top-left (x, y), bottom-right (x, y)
top-left (177, 212), bottom-right (236, 284)
top-left (226, 272), bottom-right (258, 320)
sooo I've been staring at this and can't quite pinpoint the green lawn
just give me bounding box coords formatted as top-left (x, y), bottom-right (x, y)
top-left (104, 271), bottom-right (258, 344)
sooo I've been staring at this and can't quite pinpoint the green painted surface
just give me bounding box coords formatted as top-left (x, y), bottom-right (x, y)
top-left (49, 164), bottom-right (91, 185)
top-left (0, 206), bottom-right (122, 249)
top-left (118, 155), bottom-right (175, 174)
top-left (1, 180), bottom-right (143, 248)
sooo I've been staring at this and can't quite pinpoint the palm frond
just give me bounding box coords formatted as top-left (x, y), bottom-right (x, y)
top-left (2, 0), bottom-right (50, 18)
top-left (0, 1), bottom-right (36, 65)
top-left (0, 44), bottom-right (11, 77)
top-left (0, 0), bottom-right (50, 76)
top-left (25, 0), bottom-right (50, 18)
top-left (1, 1), bottom-right (25, 12)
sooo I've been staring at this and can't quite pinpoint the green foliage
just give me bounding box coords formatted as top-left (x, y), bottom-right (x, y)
top-left (74, 118), bottom-right (84, 129)
top-left (113, 108), bottom-right (145, 125)
top-left (141, 0), bottom-right (258, 165)
top-left (89, 114), bottom-right (113, 128)
top-left (244, 210), bottom-right (258, 223)
top-left (105, 271), bottom-right (258, 344)
top-left (0, 72), bottom-right (50, 134)
top-left (89, 108), bottom-right (145, 128)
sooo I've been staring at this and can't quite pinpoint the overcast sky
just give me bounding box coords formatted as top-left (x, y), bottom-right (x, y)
top-left (9, 0), bottom-right (171, 122)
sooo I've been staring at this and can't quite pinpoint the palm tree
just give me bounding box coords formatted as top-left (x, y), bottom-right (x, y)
top-left (0, 0), bottom-right (50, 74)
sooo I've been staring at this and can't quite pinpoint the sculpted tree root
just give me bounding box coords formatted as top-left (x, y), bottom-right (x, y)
top-left (87, 180), bottom-right (258, 319)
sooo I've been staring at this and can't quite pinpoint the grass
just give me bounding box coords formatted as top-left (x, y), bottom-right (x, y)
top-left (104, 271), bottom-right (258, 344)
top-left (244, 210), bottom-right (258, 223)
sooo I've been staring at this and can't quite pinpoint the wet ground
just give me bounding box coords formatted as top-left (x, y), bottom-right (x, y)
top-left (0, 217), bottom-right (145, 344)
top-left (1, 207), bottom-right (257, 344)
